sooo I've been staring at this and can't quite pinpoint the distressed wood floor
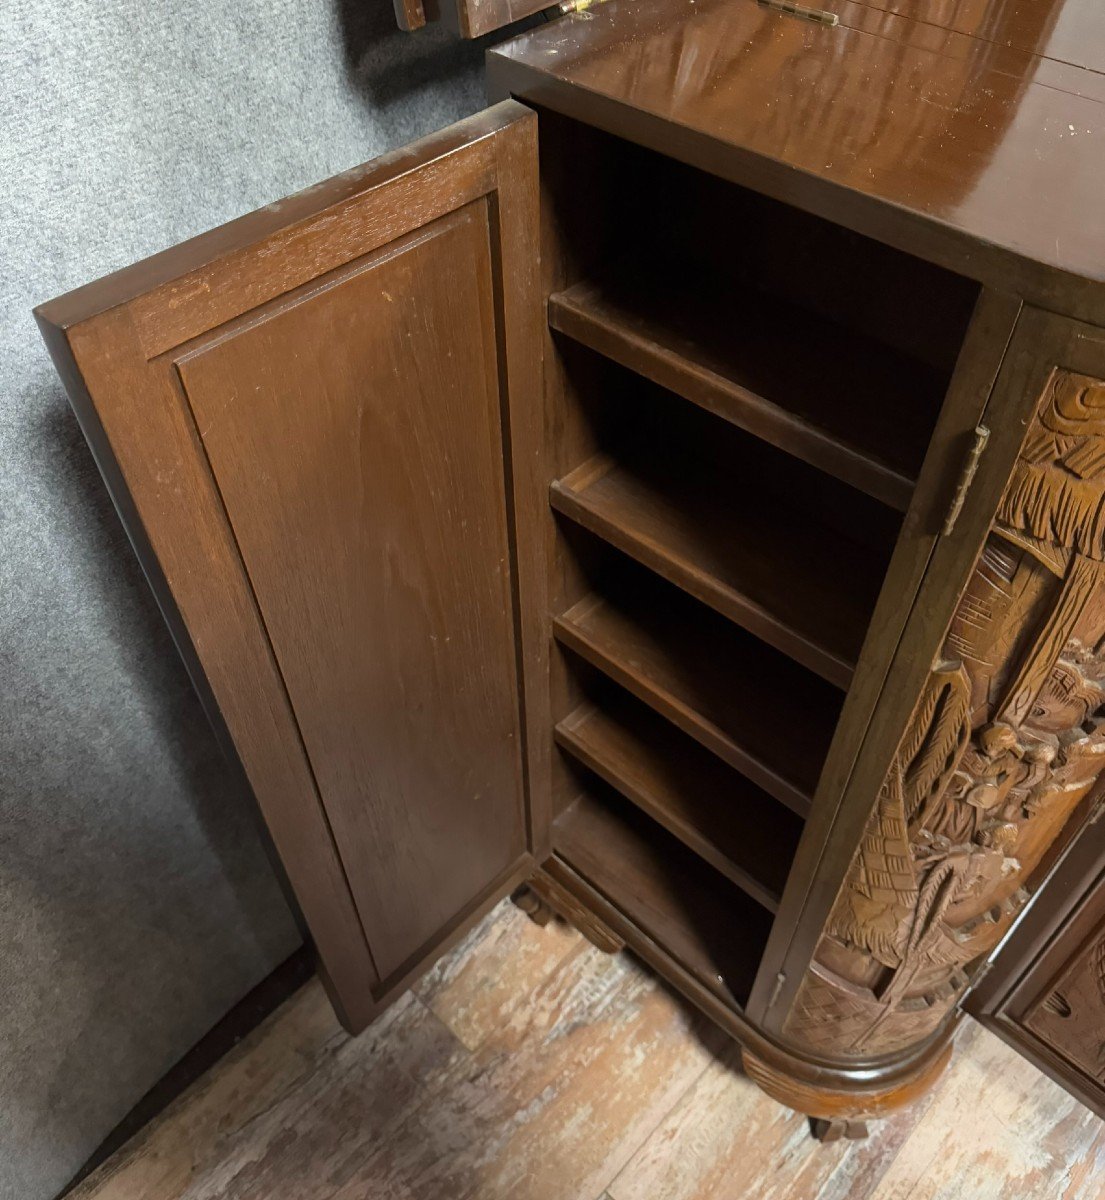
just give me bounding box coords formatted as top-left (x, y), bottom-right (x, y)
top-left (72, 901), bottom-right (1103, 1200)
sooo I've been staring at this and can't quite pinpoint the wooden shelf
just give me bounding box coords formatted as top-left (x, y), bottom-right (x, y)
top-left (549, 271), bottom-right (947, 512)
top-left (555, 690), bottom-right (802, 910)
top-left (553, 780), bottom-right (774, 1008)
top-left (550, 452), bottom-right (886, 690)
top-left (554, 567), bottom-right (840, 816)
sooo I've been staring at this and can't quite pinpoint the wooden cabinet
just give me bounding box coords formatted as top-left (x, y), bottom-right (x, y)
top-left (37, 0), bottom-right (1105, 1137)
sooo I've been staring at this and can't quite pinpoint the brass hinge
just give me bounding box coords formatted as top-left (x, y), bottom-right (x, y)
top-left (943, 425), bottom-right (990, 536)
top-left (757, 0), bottom-right (840, 26)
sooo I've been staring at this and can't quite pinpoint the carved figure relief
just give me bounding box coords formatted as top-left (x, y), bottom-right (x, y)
top-left (784, 369), bottom-right (1105, 1057)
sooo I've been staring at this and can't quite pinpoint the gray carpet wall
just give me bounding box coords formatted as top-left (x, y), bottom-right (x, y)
top-left (1, 4), bottom-right (488, 1198)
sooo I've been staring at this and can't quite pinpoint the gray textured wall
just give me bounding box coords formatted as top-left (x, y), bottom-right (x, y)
top-left (0, 4), bottom-right (485, 1197)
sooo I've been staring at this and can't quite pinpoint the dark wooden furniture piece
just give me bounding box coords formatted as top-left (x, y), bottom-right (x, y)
top-left (967, 796), bottom-right (1105, 1118)
top-left (37, 0), bottom-right (1105, 1140)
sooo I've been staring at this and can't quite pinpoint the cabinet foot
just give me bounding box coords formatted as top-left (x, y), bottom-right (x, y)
top-left (514, 872), bottom-right (625, 953)
top-left (809, 1117), bottom-right (869, 1142)
top-left (511, 884), bottom-right (553, 927)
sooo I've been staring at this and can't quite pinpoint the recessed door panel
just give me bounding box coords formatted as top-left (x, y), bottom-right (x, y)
top-left (177, 203), bottom-right (523, 980)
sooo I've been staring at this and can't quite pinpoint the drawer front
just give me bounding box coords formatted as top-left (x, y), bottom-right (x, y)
top-left (1020, 899), bottom-right (1105, 1088)
top-left (967, 796), bottom-right (1105, 1117)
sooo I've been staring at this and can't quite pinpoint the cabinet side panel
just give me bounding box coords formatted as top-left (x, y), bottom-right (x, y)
top-left (435, 0), bottom-right (549, 40)
top-left (177, 204), bottom-right (526, 981)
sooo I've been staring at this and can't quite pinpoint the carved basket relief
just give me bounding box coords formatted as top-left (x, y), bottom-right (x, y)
top-left (784, 369), bottom-right (1105, 1058)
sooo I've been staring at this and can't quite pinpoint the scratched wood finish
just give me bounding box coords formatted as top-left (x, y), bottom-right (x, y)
top-left (71, 902), bottom-right (1104, 1200)
top-left (609, 1020), bottom-right (1105, 1200)
top-left (608, 1042), bottom-right (939, 1200)
top-left (861, 1020), bottom-right (1105, 1200)
top-left (74, 904), bottom-right (724, 1200)
top-left (413, 896), bottom-right (582, 1050)
top-left (34, 103), bottom-right (544, 1030)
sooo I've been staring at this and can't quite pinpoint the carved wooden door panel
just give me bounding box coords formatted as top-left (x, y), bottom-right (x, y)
top-left (774, 307), bottom-right (1105, 1063)
top-left (35, 103), bottom-right (545, 1033)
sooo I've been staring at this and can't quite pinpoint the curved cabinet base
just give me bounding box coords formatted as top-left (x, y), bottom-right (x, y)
top-left (741, 1023), bottom-right (955, 1132)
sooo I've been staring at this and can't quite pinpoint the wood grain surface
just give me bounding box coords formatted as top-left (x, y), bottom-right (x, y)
top-left (554, 692), bottom-right (802, 910)
top-left (552, 565), bottom-right (839, 817)
top-left (550, 447), bottom-right (887, 691)
top-left (178, 204), bottom-right (525, 982)
top-left (36, 103), bottom-right (546, 1029)
top-left (70, 901), bottom-right (1103, 1200)
top-left (548, 272), bottom-right (945, 511)
top-left (489, 0), bottom-right (1105, 325)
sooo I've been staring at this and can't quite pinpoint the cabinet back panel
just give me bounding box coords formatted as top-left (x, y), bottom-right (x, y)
top-left (178, 203), bottom-right (526, 980)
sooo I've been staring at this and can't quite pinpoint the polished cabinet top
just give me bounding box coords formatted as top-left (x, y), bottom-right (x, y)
top-left (858, 0), bottom-right (1105, 72)
top-left (490, 0), bottom-right (1105, 302)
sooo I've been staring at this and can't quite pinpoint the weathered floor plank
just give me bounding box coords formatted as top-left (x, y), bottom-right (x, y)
top-left (865, 1021), bottom-right (1105, 1200)
top-left (330, 938), bottom-right (725, 1200)
top-left (606, 1038), bottom-right (932, 1200)
top-left (67, 982), bottom-right (343, 1199)
top-left (72, 901), bottom-right (1102, 1200)
top-left (413, 898), bottom-right (580, 1053)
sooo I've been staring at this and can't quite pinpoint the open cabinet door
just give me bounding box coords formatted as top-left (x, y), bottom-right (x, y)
top-left (35, 102), bottom-right (544, 1033)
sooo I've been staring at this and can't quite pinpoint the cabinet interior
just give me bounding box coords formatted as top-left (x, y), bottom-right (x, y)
top-left (535, 108), bottom-right (982, 1012)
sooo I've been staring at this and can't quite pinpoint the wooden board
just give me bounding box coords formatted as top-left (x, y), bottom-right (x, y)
top-left (550, 273), bottom-right (947, 511)
top-left (555, 691), bottom-right (802, 910)
top-left (35, 102), bottom-right (545, 1031)
top-left (553, 565), bottom-right (839, 815)
top-left (69, 901), bottom-right (1105, 1200)
top-left (489, 0), bottom-right (1105, 326)
top-left (175, 206), bottom-right (522, 981)
top-left (968, 797), bottom-right (1105, 1118)
top-left (553, 781), bottom-right (776, 1008)
top-left (409, 0), bottom-right (549, 39)
top-left (551, 451), bottom-right (888, 690)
